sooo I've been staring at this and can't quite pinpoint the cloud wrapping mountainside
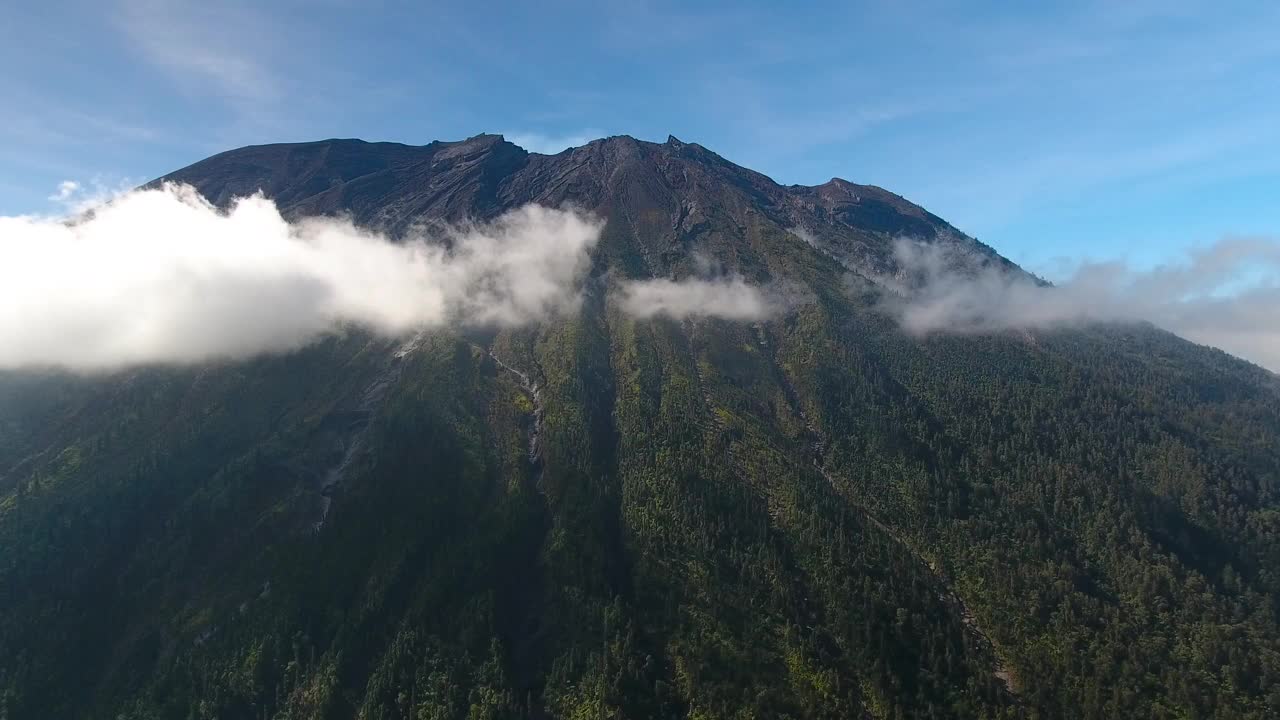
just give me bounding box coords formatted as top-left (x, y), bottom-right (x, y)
top-left (886, 237), bottom-right (1280, 372)
top-left (5, 178), bottom-right (1276, 374)
top-left (0, 184), bottom-right (602, 371)
top-left (616, 276), bottom-right (799, 321)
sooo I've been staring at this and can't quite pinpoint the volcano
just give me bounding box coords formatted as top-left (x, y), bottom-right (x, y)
top-left (2, 134), bottom-right (1278, 719)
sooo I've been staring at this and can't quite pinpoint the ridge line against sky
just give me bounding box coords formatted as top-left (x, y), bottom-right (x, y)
top-left (2, 0), bottom-right (1278, 275)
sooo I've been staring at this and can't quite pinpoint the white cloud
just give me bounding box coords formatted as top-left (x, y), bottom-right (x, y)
top-left (616, 276), bottom-right (799, 321)
top-left (44, 177), bottom-right (138, 214)
top-left (0, 184), bottom-right (601, 371)
top-left (48, 181), bottom-right (79, 202)
top-left (885, 237), bottom-right (1280, 372)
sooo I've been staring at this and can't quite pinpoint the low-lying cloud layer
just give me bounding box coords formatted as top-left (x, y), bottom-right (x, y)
top-left (0, 184), bottom-right (602, 371)
top-left (887, 237), bottom-right (1280, 372)
top-left (617, 276), bottom-right (799, 321)
top-left (13, 183), bottom-right (1269, 374)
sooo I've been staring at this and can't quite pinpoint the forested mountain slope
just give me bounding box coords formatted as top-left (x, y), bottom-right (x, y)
top-left (2, 135), bottom-right (1278, 719)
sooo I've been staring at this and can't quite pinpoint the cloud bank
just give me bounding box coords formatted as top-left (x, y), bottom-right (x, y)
top-left (0, 184), bottom-right (601, 371)
top-left (617, 276), bottom-right (800, 321)
top-left (886, 237), bottom-right (1280, 372)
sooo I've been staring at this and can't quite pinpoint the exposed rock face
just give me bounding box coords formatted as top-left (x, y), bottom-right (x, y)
top-left (160, 133), bottom-right (998, 280)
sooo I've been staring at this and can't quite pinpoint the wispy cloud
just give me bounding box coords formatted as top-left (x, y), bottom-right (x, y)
top-left (910, 118), bottom-right (1277, 233)
top-left (883, 237), bottom-right (1280, 373)
top-left (43, 176), bottom-right (139, 214)
top-left (0, 97), bottom-right (158, 149)
top-left (849, 2), bottom-right (1280, 234)
top-left (48, 180), bottom-right (79, 202)
top-left (617, 276), bottom-right (804, 322)
top-left (117, 0), bottom-right (279, 109)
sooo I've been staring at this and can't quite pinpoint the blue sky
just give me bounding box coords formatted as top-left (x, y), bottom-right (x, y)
top-left (3, 0), bottom-right (1277, 274)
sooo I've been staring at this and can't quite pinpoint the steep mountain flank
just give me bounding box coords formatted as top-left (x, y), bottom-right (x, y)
top-left (2, 135), bottom-right (1278, 719)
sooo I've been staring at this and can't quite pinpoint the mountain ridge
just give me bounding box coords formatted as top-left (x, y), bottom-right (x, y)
top-left (158, 133), bottom-right (1011, 286)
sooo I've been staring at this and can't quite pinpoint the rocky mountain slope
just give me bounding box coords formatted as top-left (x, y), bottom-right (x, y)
top-left (2, 134), bottom-right (1278, 719)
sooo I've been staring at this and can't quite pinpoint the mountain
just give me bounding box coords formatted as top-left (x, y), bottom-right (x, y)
top-left (3, 134), bottom-right (1279, 719)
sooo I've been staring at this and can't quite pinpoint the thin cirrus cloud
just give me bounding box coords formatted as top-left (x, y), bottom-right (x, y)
top-left (0, 184), bottom-right (602, 372)
top-left (117, 0), bottom-right (279, 105)
top-left (883, 237), bottom-right (1280, 373)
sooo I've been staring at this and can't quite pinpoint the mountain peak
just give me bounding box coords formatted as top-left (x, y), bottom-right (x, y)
top-left (157, 131), bottom-right (983, 273)
top-left (458, 132), bottom-right (509, 147)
